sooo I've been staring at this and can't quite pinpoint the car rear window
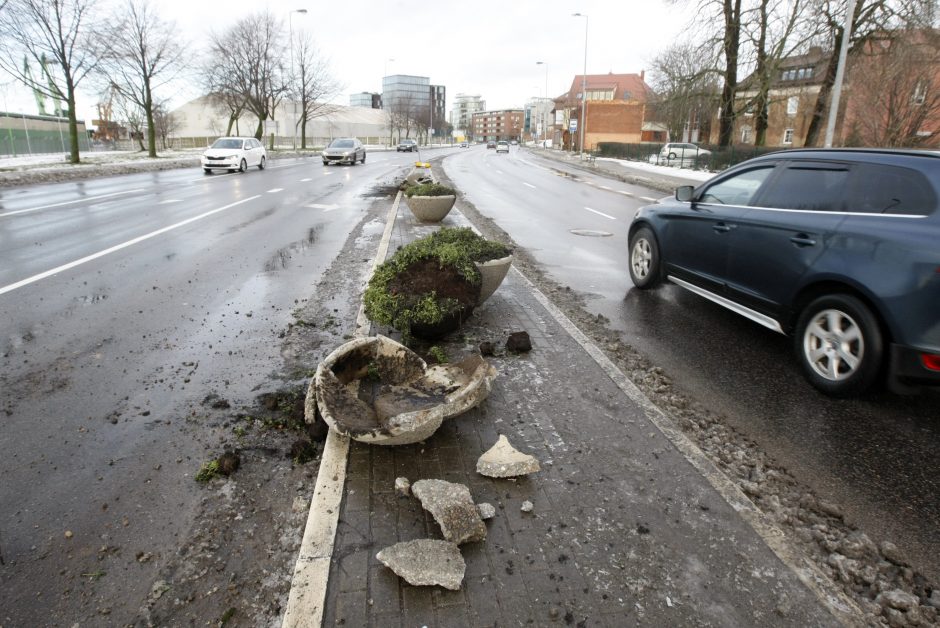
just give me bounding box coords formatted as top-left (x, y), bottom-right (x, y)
top-left (755, 163), bottom-right (851, 211)
top-left (846, 163), bottom-right (936, 216)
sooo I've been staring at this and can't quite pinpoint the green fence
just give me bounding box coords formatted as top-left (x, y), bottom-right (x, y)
top-left (0, 113), bottom-right (91, 157)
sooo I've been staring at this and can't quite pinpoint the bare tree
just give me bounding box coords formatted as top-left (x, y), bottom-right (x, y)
top-left (152, 100), bottom-right (179, 150)
top-left (206, 11), bottom-right (288, 140)
top-left (96, 0), bottom-right (184, 158)
top-left (648, 43), bottom-right (722, 142)
top-left (844, 28), bottom-right (940, 146)
top-left (291, 30), bottom-right (340, 149)
top-left (0, 0), bottom-right (103, 162)
top-left (115, 93), bottom-right (146, 150)
top-left (802, 0), bottom-right (904, 146)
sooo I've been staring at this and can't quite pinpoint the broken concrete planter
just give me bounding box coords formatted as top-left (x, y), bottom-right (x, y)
top-left (475, 254), bottom-right (513, 304)
top-left (404, 194), bottom-right (457, 223)
top-left (310, 335), bottom-right (497, 446)
top-left (376, 539), bottom-right (465, 590)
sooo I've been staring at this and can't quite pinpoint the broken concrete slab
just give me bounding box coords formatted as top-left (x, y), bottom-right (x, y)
top-left (395, 477), bottom-right (411, 497)
top-left (376, 539), bottom-right (465, 590)
top-left (521, 500), bottom-right (534, 513)
top-left (412, 479), bottom-right (486, 545)
top-left (476, 434), bottom-right (541, 478)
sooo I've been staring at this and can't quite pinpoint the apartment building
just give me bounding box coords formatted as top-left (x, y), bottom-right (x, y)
top-left (471, 109), bottom-right (524, 142)
top-left (450, 94), bottom-right (486, 138)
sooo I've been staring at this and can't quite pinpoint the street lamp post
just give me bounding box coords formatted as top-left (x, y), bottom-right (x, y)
top-left (288, 8), bottom-right (308, 150)
top-left (572, 13), bottom-right (588, 159)
top-left (536, 61), bottom-right (548, 147)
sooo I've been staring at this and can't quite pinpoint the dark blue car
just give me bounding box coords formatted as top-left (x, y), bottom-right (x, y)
top-left (628, 148), bottom-right (940, 396)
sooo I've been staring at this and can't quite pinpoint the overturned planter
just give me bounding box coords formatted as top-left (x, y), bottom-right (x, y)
top-left (404, 194), bottom-right (457, 223)
top-left (310, 335), bottom-right (497, 446)
top-left (475, 254), bottom-right (513, 305)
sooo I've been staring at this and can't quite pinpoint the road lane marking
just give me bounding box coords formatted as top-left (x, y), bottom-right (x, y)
top-left (600, 185), bottom-right (612, 190)
top-left (308, 203), bottom-right (339, 211)
top-left (618, 191), bottom-right (634, 197)
top-left (495, 170), bottom-right (504, 175)
top-left (0, 195), bottom-right (261, 297)
top-left (300, 178), bottom-right (312, 182)
top-left (0, 189), bottom-right (145, 218)
top-left (158, 199), bottom-right (183, 204)
top-left (640, 196), bottom-right (657, 202)
top-left (584, 206), bottom-right (616, 220)
top-left (522, 182), bottom-right (536, 189)
top-left (267, 188), bottom-right (284, 193)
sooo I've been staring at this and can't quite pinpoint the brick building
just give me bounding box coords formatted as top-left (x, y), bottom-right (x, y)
top-left (471, 109), bottom-right (524, 142)
top-left (556, 72), bottom-right (653, 151)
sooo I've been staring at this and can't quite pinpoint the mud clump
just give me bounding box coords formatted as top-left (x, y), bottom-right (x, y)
top-left (505, 331), bottom-right (532, 353)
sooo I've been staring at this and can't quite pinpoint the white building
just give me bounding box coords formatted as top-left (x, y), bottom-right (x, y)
top-left (449, 94), bottom-right (485, 138)
top-left (170, 96), bottom-right (389, 146)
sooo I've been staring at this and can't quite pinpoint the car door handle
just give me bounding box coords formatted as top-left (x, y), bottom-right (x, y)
top-left (713, 223), bottom-right (732, 233)
top-left (789, 234), bottom-right (817, 247)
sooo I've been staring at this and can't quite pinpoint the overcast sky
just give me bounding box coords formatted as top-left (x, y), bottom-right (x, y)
top-left (2, 0), bottom-right (697, 125)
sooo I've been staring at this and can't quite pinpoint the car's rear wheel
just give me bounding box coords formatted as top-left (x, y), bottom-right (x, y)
top-left (628, 226), bottom-right (662, 289)
top-left (239, 158), bottom-right (247, 173)
top-left (258, 156), bottom-right (265, 170)
top-left (795, 294), bottom-right (883, 397)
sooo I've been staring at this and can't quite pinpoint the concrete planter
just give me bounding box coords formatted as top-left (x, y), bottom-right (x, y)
top-left (474, 254), bottom-right (513, 304)
top-left (309, 335), bottom-right (496, 446)
top-left (405, 195), bottom-right (456, 223)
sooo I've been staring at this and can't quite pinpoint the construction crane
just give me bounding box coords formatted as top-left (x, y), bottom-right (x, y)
top-left (23, 55), bottom-right (47, 115)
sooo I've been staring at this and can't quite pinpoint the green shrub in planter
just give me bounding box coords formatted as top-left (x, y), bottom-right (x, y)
top-left (404, 182), bottom-right (456, 197)
top-left (363, 228), bottom-right (510, 340)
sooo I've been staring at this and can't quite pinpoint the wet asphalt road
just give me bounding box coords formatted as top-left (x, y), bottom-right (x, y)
top-left (444, 145), bottom-right (940, 583)
top-left (0, 147), bottom-right (459, 622)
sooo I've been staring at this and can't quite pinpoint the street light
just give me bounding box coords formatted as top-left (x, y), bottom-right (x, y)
top-left (572, 13), bottom-right (588, 159)
top-left (288, 9), bottom-right (308, 149)
top-left (536, 61), bottom-right (548, 147)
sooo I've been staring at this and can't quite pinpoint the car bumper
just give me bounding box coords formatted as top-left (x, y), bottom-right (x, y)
top-left (323, 155), bottom-right (355, 163)
top-left (202, 159), bottom-right (239, 169)
top-left (890, 344), bottom-right (940, 385)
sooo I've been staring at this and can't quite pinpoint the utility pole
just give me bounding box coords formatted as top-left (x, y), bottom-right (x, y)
top-left (572, 13), bottom-right (588, 159)
top-left (824, 0), bottom-right (856, 147)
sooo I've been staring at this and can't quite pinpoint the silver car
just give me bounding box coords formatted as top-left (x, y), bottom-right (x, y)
top-left (322, 138), bottom-right (366, 165)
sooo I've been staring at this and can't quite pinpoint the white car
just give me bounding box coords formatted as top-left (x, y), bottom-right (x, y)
top-left (202, 137), bottom-right (266, 173)
top-left (659, 142), bottom-right (710, 162)
top-left (495, 141), bottom-right (510, 153)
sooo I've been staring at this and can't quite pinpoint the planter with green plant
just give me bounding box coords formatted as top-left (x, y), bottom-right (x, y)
top-left (403, 182), bottom-right (457, 222)
top-left (363, 228), bottom-right (511, 340)
top-left (422, 227), bottom-right (513, 305)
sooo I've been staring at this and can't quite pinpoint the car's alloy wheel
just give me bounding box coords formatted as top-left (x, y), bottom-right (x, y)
top-left (628, 226), bottom-right (662, 289)
top-left (795, 294), bottom-right (883, 396)
top-left (258, 156), bottom-right (265, 170)
top-left (239, 158), bottom-right (247, 173)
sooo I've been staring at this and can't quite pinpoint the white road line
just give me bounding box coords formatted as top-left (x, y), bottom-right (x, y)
top-left (600, 185), bottom-right (612, 190)
top-left (0, 189), bottom-right (145, 218)
top-left (300, 178), bottom-right (312, 182)
top-left (308, 203), bottom-right (339, 211)
top-left (584, 206), bottom-right (616, 220)
top-left (640, 196), bottom-right (657, 202)
top-left (0, 195), bottom-right (261, 297)
top-left (522, 182), bottom-right (536, 189)
top-left (619, 191), bottom-right (634, 197)
top-left (158, 199), bottom-right (183, 204)
top-left (495, 170), bottom-right (504, 175)
top-left (267, 188), bottom-right (284, 193)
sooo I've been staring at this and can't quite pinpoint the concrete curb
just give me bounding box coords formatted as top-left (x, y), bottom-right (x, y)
top-left (282, 191), bottom-right (403, 628)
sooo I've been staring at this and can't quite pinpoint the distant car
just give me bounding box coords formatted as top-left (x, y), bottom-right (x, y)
top-left (495, 141), bottom-right (509, 153)
top-left (202, 137), bottom-right (266, 173)
top-left (510, 140), bottom-right (518, 145)
top-left (322, 138), bottom-right (366, 165)
top-left (659, 142), bottom-right (711, 163)
top-left (486, 141), bottom-right (496, 149)
top-left (397, 139), bottom-right (418, 152)
top-left (459, 141), bottom-right (469, 148)
top-left (628, 148), bottom-right (940, 396)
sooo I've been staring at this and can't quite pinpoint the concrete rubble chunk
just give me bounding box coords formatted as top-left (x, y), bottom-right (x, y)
top-left (476, 434), bottom-right (541, 478)
top-left (521, 500), bottom-right (534, 513)
top-left (376, 539), bottom-right (465, 590)
top-left (412, 479), bottom-right (486, 544)
top-left (395, 477), bottom-right (411, 497)
top-left (476, 503), bottom-right (496, 520)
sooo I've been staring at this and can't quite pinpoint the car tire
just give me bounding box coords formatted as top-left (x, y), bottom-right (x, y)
top-left (203, 168), bottom-right (211, 174)
top-left (239, 158), bottom-right (247, 173)
top-left (628, 226), bottom-right (663, 289)
top-left (794, 294), bottom-right (883, 397)
top-left (361, 153), bottom-right (366, 164)
top-left (323, 160), bottom-right (329, 166)
top-left (258, 156), bottom-right (265, 170)
top-left (668, 152), bottom-right (677, 160)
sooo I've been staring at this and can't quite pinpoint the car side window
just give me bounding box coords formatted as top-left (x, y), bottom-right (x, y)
top-left (698, 166), bottom-right (775, 206)
top-left (754, 162), bottom-right (851, 211)
top-left (847, 163), bottom-right (936, 216)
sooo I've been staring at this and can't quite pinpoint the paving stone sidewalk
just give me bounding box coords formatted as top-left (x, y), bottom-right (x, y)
top-left (319, 202), bottom-right (844, 627)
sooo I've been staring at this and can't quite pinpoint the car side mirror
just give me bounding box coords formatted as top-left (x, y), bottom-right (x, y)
top-left (675, 185), bottom-right (694, 202)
